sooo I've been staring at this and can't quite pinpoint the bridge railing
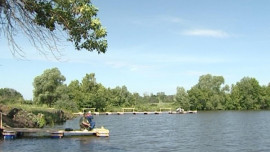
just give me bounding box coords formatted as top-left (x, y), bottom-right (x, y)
top-left (122, 108), bottom-right (135, 113)
top-left (159, 108), bottom-right (172, 113)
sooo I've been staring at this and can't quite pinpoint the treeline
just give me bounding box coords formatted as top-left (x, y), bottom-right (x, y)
top-left (2, 67), bottom-right (270, 112)
top-left (31, 68), bottom-right (175, 112)
top-left (179, 75), bottom-right (270, 110)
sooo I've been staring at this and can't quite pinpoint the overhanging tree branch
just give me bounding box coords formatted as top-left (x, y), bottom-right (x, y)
top-left (0, 0), bottom-right (107, 58)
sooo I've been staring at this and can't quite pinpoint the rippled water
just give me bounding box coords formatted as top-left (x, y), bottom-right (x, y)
top-left (1, 111), bottom-right (270, 152)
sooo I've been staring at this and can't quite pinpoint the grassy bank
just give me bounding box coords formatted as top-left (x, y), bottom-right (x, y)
top-left (0, 103), bottom-right (74, 128)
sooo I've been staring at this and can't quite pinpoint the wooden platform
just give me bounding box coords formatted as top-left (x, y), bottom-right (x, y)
top-left (86, 111), bottom-right (198, 115)
top-left (2, 127), bottom-right (109, 139)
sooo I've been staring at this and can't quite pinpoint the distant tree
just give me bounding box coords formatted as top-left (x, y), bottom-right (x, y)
top-left (164, 95), bottom-right (174, 103)
top-left (68, 80), bottom-right (83, 108)
top-left (231, 77), bottom-right (262, 110)
top-left (81, 73), bottom-right (97, 93)
top-left (93, 84), bottom-right (109, 111)
top-left (0, 88), bottom-right (24, 104)
top-left (33, 68), bottom-right (66, 107)
top-left (260, 84), bottom-right (270, 109)
top-left (149, 93), bottom-right (159, 103)
top-left (157, 92), bottom-right (165, 103)
top-left (229, 84), bottom-right (241, 110)
top-left (197, 74), bottom-right (224, 93)
top-left (188, 87), bottom-right (205, 110)
top-left (175, 87), bottom-right (190, 110)
top-left (1, 0), bottom-right (107, 57)
top-left (80, 73), bottom-right (98, 108)
top-left (133, 92), bottom-right (142, 106)
top-left (54, 84), bottom-right (78, 112)
top-left (188, 74), bottom-right (225, 110)
top-left (109, 85), bottom-right (134, 107)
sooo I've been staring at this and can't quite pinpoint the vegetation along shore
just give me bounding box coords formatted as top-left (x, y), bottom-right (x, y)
top-left (1, 67), bottom-right (270, 128)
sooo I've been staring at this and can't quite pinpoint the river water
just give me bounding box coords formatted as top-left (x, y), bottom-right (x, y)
top-left (1, 111), bottom-right (270, 152)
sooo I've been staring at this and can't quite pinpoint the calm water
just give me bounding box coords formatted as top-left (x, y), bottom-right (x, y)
top-left (1, 111), bottom-right (270, 152)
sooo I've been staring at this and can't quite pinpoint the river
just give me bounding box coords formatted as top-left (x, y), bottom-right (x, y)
top-left (1, 111), bottom-right (270, 152)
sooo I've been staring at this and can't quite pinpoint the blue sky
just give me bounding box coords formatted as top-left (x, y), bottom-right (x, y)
top-left (1, 0), bottom-right (270, 99)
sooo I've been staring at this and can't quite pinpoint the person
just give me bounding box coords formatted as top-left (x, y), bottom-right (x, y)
top-left (85, 111), bottom-right (95, 130)
top-left (80, 111), bottom-right (95, 131)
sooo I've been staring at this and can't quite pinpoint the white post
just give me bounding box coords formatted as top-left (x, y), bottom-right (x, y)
top-left (0, 112), bottom-right (2, 129)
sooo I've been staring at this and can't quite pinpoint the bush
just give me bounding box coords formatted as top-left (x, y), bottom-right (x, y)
top-left (54, 99), bottom-right (78, 112)
top-left (35, 113), bottom-right (46, 128)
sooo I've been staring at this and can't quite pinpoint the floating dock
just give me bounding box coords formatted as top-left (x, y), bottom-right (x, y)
top-left (84, 111), bottom-right (198, 115)
top-left (1, 127), bottom-right (109, 139)
top-left (74, 107), bottom-right (197, 116)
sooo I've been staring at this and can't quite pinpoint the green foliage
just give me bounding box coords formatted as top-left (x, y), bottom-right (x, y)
top-left (231, 77), bottom-right (262, 110)
top-left (4, 69), bottom-right (270, 113)
top-left (175, 87), bottom-right (190, 110)
top-left (0, 88), bottom-right (24, 104)
top-left (33, 67), bottom-right (66, 107)
top-left (35, 113), bottom-right (46, 128)
top-left (260, 85), bottom-right (270, 109)
top-left (1, 0), bottom-right (107, 55)
top-left (188, 74), bottom-right (226, 110)
top-left (32, 109), bottom-right (67, 126)
top-left (54, 96), bottom-right (78, 112)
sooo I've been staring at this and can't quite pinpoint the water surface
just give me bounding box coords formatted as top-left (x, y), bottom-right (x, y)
top-left (1, 111), bottom-right (270, 152)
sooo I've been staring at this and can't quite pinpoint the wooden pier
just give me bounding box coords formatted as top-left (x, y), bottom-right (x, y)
top-left (77, 111), bottom-right (197, 115)
top-left (1, 127), bottom-right (109, 139)
top-left (0, 110), bottom-right (109, 139)
top-left (73, 107), bottom-right (197, 116)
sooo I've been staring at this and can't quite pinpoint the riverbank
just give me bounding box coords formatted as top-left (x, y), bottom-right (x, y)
top-left (0, 104), bottom-right (73, 128)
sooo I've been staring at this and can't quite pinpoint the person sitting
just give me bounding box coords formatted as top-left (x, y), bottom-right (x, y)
top-left (85, 111), bottom-right (95, 130)
top-left (79, 111), bottom-right (95, 131)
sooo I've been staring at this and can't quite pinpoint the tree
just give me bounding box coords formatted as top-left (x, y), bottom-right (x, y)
top-left (1, 0), bottom-right (107, 56)
top-left (33, 67), bottom-right (66, 107)
top-left (188, 74), bottom-right (225, 110)
top-left (80, 73), bottom-right (98, 108)
top-left (197, 74), bottom-right (224, 93)
top-left (54, 84), bottom-right (78, 112)
top-left (81, 73), bottom-right (97, 93)
top-left (68, 80), bottom-right (84, 108)
top-left (231, 77), bottom-right (262, 110)
top-left (92, 84), bottom-right (109, 111)
top-left (175, 87), bottom-right (190, 110)
top-left (0, 88), bottom-right (24, 104)
top-left (260, 84), bottom-right (270, 109)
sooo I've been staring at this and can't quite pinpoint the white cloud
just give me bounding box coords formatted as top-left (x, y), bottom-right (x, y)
top-left (183, 29), bottom-right (230, 38)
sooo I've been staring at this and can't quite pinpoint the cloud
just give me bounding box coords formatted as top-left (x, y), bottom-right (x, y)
top-left (183, 29), bottom-right (230, 38)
